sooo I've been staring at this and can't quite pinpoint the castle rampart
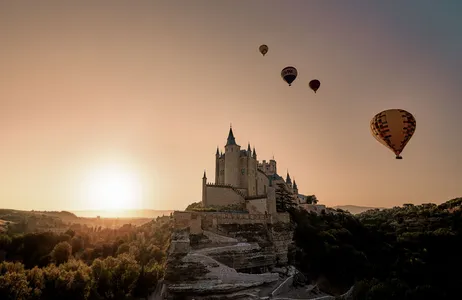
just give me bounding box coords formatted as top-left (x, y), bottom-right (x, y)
top-left (173, 210), bottom-right (290, 233)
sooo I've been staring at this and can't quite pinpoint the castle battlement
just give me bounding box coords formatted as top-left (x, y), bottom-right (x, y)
top-left (206, 183), bottom-right (233, 187)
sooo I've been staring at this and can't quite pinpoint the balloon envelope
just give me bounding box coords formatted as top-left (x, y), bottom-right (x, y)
top-left (281, 66), bottom-right (298, 86)
top-left (370, 109), bottom-right (416, 159)
top-left (259, 44), bottom-right (268, 56)
top-left (309, 79), bottom-right (321, 93)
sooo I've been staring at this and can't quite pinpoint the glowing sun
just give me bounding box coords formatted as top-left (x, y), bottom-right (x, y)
top-left (80, 164), bottom-right (143, 211)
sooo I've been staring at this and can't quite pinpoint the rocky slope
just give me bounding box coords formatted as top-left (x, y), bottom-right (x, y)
top-left (160, 216), bottom-right (296, 300)
top-left (157, 212), bottom-right (353, 299)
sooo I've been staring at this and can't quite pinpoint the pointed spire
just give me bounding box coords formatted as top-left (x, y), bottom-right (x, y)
top-left (293, 179), bottom-right (298, 189)
top-left (216, 147), bottom-right (219, 156)
top-left (286, 171), bottom-right (292, 184)
top-left (252, 147), bottom-right (257, 158)
top-left (247, 143), bottom-right (251, 152)
top-left (226, 125), bottom-right (236, 146)
top-left (203, 170), bottom-right (207, 179)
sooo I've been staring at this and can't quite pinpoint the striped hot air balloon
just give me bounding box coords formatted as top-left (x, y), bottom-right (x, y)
top-left (370, 109), bottom-right (416, 159)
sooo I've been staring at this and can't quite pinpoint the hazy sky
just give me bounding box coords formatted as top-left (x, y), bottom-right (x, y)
top-left (1, 0), bottom-right (462, 212)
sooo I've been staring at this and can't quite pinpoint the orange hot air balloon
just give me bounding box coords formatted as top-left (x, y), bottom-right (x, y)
top-left (370, 109), bottom-right (416, 159)
top-left (259, 44), bottom-right (268, 56)
top-left (309, 79), bottom-right (321, 93)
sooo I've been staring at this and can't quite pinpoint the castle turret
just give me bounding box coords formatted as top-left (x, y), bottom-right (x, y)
top-left (202, 171), bottom-right (207, 206)
top-left (293, 179), bottom-right (298, 195)
top-left (252, 147), bottom-right (257, 159)
top-left (245, 143), bottom-right (257, 196)
top-left (269, 158), bottom-right (276, 174)
top-left (286, 172), bottom-right (292, 185)
top-left (215, 147), bottom-right (220, 183)
top-left (286, 171), bottom-right (293, 192)
top-left (224, 126), bottom-right (240, 186)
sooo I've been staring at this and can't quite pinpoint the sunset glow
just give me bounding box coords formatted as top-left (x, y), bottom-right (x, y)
top-left (79, 164), bottom-right (143, 211)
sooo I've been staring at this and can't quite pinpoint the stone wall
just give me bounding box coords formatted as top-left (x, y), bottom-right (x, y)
top-left (174, 211), bottom-right (290, 230)
top-left (271, 212), bottom-right (291, 223)
top-left (189, 213), bottom-right (202, 234)
top-left (205, 185), bottom-right (244, 207)
top-left (256, 168), bottom-right (270, 195)
top-left (246, 198), bottom-right (268, 214)
top-left (269, 221), bottom-right (295, 265)
top-left (174, 211), bottom-right (203, 234)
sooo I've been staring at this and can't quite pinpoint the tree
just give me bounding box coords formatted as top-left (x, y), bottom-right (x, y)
top-left (306, 195), bottom-right (319, 204)
top-left (51, 242), bottom-right (72, 265)
top-left (70, 236), bottom-right (84, 254)
top-left (0, 271), bottom-right (31, 300)
top-left (185, 202), bottom-right (202, 211)
top-left (275, 183), bottom-right (297, 213)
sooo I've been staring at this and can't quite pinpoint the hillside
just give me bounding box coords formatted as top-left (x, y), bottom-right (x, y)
top-left (0, 209), bottom-right (78, 222)
top-left (0, 208), bottom-right (156, 234)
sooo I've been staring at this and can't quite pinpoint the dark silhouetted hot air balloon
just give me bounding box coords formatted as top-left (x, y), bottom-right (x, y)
top-left (309, 79), bottom-right (321, 93)
top-left (281, 66), bottom-right (298, 86)
top-left (370, 109), bottom-right (416, 159)
top-left (259, 44), bottom-right (268, 56)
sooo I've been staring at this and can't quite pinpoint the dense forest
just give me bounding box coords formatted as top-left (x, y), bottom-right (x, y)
top-left (1, 197), bottom-right (462, 299)
top-left (287, 198), bottom-right (462, 299)
top-left (0, 216), bottom-right (171, 299)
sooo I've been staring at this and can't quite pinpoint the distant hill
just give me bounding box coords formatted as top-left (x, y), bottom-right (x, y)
top-left (0, 209), bottom-right (78, 220)
top-left (333, 205), bottom-right (386, 214)
top-left (71, 209), bottom-right (174, 219)
top-left (0, 208), bottom-right (174, 220)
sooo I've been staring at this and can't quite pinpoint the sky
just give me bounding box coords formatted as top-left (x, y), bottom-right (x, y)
top-left (1, 0), bottom-right (462, 212)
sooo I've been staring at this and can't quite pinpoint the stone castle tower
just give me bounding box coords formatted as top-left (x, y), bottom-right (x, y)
top-left (214, 127), bottom-right (260, 196)
top-left (201, 126), bottom-right (312, 214)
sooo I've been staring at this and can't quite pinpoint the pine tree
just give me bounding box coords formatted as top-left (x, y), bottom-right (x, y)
top-left (275, 183), bottom-right (297, 213)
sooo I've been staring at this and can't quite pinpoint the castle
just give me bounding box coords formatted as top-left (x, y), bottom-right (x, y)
top-left (202, 126), bottom-right (322, 214)
top-left (162, 127), bottom-right (326, 299)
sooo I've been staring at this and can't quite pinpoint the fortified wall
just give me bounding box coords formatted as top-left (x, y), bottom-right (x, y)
top-left (174, 211), bottom-right (290, 230)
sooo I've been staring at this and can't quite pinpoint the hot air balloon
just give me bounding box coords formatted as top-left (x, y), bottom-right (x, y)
top-left (259, 44), bottom-right (268, 56)
top-left (309, 79), bottom-right (321, 93)
top-left (281, 66), bottom-right (298, 86)
top-left (370, 109), bottom-right (416, 159)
